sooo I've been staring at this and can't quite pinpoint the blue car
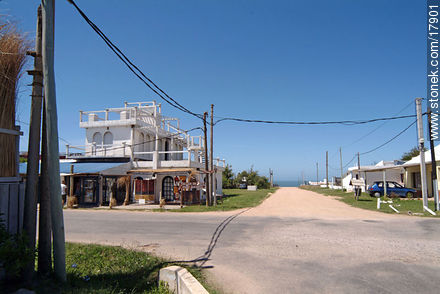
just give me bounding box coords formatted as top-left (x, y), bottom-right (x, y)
top-left (368, 181), bottom-right (416, 198)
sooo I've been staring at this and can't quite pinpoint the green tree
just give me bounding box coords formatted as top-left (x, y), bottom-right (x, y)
top-left (222, 164), bottom-right (235, 189)
top-left (401, 147), bottom-right (425, 161)
top-left (235, 168), bottom-right (270, 189)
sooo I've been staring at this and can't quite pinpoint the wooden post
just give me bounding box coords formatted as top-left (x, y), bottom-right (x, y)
top-left (38, 99), bottom-right (51, 276)
top-left (326, 151), bottom-right (328, 188)
top-left (23, 5), bottom-right (43, 279)
top-left (203, 112), bottom-right (210, 206)
top-left (41, 0), bottom-right (66, 281)
top-left (316, 163), bottom-right (318, 185)
top-left (339, 147), bottom-right (343, 189)
top-left (210, 104), bottom-right (215, 206)
top-left (69, 164), bottom-right (74, 206)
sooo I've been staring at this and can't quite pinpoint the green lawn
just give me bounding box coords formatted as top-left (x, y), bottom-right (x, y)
top-left (25, 243), bottom-right (217, 294)
top-left (162, 188), bottom-right (277, 212)
top-left (301, 185), bottom-right (439, 217)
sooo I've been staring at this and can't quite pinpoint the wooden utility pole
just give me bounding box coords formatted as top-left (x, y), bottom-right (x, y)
top-left (316, 162), bottom-right (318, 184)
top-left (357, 152), bottom-right (361, 176)
top-left (326, 151), bottom-right (328, 188)
top-left (38, 99), bottom-right (51, 276)
top-left (23, 5), bottom-right (43, 279)
top-left (428, 108), bottom-right (439, 211)
top-left (210, 104), bottom-right (215, 206)
top-left (203, 112), bottom-right (210, 206)
top-left (41, 0), bottom-right (66, 281)
top-left (416, 98), bottom-right (429, 209)
top-left (269, 168), bottom-right (273, 187)
top-left (339, 147), bottom-right (343, 189)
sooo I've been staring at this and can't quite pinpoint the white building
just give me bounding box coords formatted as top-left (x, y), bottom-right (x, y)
top-left (64, 101), bottom-right (225, 206)
top-left (342, 160), bottom-right (404, 192)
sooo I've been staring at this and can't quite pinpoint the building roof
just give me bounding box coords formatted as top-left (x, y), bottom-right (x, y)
top-left (347, 160), bottom-right (404, 172)
top-left (128, 168), bottom-right (202, 174)
top-left (19, 161), bottom-right (130, 175)
top-left (403, 144), bottom-right (440, 167)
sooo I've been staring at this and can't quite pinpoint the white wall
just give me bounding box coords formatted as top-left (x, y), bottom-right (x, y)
top-left (343, 170), bottom-right (403, 192)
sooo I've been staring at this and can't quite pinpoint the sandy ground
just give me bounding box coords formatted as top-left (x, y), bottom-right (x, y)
top-left (64, 187), bottom-right (440, 294)
top-left (243, 187), bottom-right (402, 220)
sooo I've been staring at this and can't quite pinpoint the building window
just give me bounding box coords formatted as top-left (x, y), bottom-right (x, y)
top-left (412, 172), bottom-right (421, 189)
top-left (92, 132), bottom-right (102, 145)
top-left (103, 131), bottom-right (113, 145)
top-left (134, 179), bottom-right (155, 202)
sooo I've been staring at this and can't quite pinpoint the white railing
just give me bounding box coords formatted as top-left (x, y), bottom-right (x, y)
top-left (66, 142), bottom-right (129, 158)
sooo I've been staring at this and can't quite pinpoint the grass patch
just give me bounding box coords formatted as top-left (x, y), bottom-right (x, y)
top-left (301, 185), bottom-right (439, 217)
top-left (8, 243), bottom-right (218, 293)
top-left (158, 188), bottom-right (277, 212)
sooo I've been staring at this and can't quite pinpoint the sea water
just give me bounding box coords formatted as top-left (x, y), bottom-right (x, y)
top-left (274, 180), bottom-right (301, 187)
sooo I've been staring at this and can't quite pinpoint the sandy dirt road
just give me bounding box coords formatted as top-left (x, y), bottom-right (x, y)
top-left (244, 187), bottom-right (399, 219)
top-left (64, 187), bottom-right (440, 294)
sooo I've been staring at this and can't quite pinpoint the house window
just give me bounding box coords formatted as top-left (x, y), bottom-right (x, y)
top-left (103, 131), bottom-right (113, 145)
top-left (412, 172), bottom-right (421, 189)
top-left (134, 179), bottom-right (155, 195)
top-left (162, 176), bottom-right (175, 201)
top-left (92, 132), bottom-right (102, 145)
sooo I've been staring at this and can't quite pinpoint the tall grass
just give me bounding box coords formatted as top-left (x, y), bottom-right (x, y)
top-left (0, 20), bottom-right (30, 177)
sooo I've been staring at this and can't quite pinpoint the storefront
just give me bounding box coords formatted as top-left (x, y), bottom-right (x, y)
top-left (129, 168), bottom-right (205, 205)
top-left (61, 162), bottom-right (131, 206)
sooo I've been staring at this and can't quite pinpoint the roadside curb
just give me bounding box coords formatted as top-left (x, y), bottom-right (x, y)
top-left (159, 266), bottom-right (209, 294)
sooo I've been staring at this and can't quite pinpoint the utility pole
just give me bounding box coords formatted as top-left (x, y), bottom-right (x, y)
top-left (326, 151), bottom-right (329, 187)
top-left (210, 104), bottom-right (215, 206)
top-left (269, 168), bottom-right (273, 187)
top-left (38, 99), bottom-right (51, 276)
top-left (357, 152), bottom-right (361, 176)
top-left (316, 162), bottom-right (318, 185)
top-left (416, 98), bottom-right (429, 210)
top-left (428, 108), bottom-right (439, 211)
top-left (203, 112), bottom-right (210, 206)
top-left (339, 147), bottom-right (343, 189)
top-left (41, 0), bottom-right (66, 281)
top-left (23, 5), bottom-right (42, 279)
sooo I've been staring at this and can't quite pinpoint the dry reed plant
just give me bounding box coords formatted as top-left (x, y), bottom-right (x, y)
top-left (0, 20), bottom-right (30, 177)
top-left (117, 176), bottom-right (131, 205)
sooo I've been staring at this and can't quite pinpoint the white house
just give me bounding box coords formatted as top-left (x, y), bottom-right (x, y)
top-left (64, 101), bottom-right (225, 206)
top-left (342, 160), bottom-right (404, 192)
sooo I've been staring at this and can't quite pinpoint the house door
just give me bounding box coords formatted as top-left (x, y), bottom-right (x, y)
top-left (162, 176), bottom-right (175, 201)
top-left (81, 177), bottom-right (98, 205)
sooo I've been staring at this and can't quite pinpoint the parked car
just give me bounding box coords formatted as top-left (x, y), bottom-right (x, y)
top-left (368, 181), bottom-right (416, 198)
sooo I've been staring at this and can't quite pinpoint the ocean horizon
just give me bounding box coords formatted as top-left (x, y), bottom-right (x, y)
top-left (274, 180), bottom-right (301, 187)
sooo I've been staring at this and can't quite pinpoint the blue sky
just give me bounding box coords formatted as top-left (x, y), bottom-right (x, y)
top-left (4, 0), bottom-right (427, 181)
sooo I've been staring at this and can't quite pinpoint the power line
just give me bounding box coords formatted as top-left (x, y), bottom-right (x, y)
top-left (342, 100), bottom-right (414, 148)
top-left (359, 120), bottom-right (417, 156)
top-left (342, 120), bottom-right (416, 169)
top-left (16, 119), bottom-right (72, 145)
top-left (67, 0), bottom-right (203, 120)
top-left (213, 113), bottom-right (416, 126)
top-left (343, 154), bottom-right (357, 169)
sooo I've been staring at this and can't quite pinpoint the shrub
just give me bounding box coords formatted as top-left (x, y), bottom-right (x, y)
top-left (0, 219), bottom-right (33, 281)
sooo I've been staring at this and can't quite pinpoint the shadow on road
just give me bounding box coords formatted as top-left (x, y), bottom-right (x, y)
top-left (169, 207), bottom-right (251, 268)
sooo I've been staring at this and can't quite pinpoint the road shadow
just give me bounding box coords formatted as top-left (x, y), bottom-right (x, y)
top-left (168, 207), bottom-right (251, 268)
